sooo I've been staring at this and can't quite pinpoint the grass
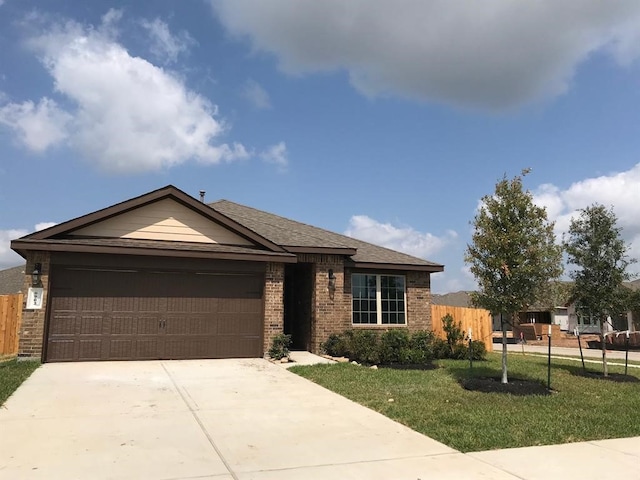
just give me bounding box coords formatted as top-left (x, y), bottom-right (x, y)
top-left (0, 358), bottom-right (40, 406)
top-left (290, 353), bottom-right (640, 452)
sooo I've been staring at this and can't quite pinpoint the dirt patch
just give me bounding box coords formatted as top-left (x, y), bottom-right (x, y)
top-left (461, 376), bottom-right (552, 396)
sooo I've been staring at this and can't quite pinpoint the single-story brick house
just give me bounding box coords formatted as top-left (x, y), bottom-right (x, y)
top-left (11, 185), bottom-right (443, 362)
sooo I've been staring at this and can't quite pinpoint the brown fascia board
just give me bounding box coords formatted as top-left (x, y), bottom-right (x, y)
top-left (349, 261), bottom-right (445, 273)
top-left (284, 246), bottom-right (358, 256)
top-left (10, 240), bottom-right (297, 264)
top-left (22, 185), bottom-right (286, 253)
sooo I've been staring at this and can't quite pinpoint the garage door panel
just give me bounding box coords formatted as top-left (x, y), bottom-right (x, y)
top-left (49, 316), bottom-right (77, 335)
top-left (135, 338), bottom-right (161, 359)
top-left (138, 297), bottom-right (162, 313)
top-left (164, 338), bottom-right (210, 359)
top-left (136, 317), bottom-right (162, 335)
top-left (77, 297), bottom-right (107, 312)
top-left (108, 339), bottom-right (134, 359)
top-left (47, 267), bottom-right (264, 362)
top-left (79, 316), bottom-right (104, 335)
top-left (47, 340), bottom-right (75, 361)
top-left (112, 297), bottom-right (136, 313)
top-left (78, 339), bottom-right (103, 361)
top-left (111, 317), bottom-right (135, 335)
top-left (165, 317), bottom-right (211, 335)
top-left (51, 297), bottom-right (77, 312)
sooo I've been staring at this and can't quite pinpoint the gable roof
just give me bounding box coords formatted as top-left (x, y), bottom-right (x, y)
top-left (10, 185), bottom-right (444, 271)
top-left (11, 186), bottom-right (296, 263)
top-left (0, 265), bottom-right (25, 295)
top-left (211, 200), bottom-right (444, 272)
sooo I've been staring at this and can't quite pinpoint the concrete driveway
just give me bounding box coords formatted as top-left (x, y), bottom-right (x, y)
top-left (0, 358), bottom-right (518, 480)
top-left (2, 359), bottom-right (639, 480)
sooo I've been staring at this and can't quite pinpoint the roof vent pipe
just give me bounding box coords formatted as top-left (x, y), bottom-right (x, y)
top-left (199, 190), bottom-right (205, 203)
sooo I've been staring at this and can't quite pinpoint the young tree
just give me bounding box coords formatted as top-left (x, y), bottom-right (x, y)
top-left (465, 171), bottom-right (563, 383)
top-left (563, 204), bottom-right (635, 377)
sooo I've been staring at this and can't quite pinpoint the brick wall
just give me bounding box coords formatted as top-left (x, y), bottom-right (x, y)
top-left (263, 262), bottom-right (284, 355)
top-left (406, 270), bottom-right (432, 331)
top-left (296, 254), bottom-right (350, 353)
top-left (18, 252), bottom-right (51, 359)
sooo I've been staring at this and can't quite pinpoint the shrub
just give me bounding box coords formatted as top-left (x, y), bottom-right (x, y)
top-left (379, 329), bottom-right (411, 364)
top-left (442, 314), bottom-right (464, 356)
top-left (344, 330), bottom-right (380, 365)
top-left (268, 333), bottom-right (292, 360)
top-left (322, 333), bottom-right (347, 357)
top-left (432, 337), bottom-right (450, 359)
top-left (469, 340), bottom-right (487, 360)
top-left (322, 329), bottom-right (440, 365)
top-left (409, 330), bottom-right (436, 364)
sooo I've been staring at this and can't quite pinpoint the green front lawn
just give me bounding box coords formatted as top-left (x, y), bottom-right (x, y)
top-left (0, 359), bottom-right (40, 406)
top-left (290, 353), bottom-right (640, 452)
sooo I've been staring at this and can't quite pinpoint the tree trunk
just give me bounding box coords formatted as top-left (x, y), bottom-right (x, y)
top-left (501, 314), bottom-right (508, 384)
top-left (601, 318), bottom-right (608, 377)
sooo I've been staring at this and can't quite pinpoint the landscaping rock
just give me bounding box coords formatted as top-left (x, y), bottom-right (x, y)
top-left (370, 365), bottom-right (378, 370)
top-left (335, 357), bottom-right (349, 363)
top-left (351, 360), bottom-right (360, 366)
top-left (280, 357), bottom-right (289, 363)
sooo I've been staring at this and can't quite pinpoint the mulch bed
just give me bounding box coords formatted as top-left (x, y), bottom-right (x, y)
top-left (461, 376), bottom-right (552, 396)
top-left (574, 371), bottom-right (640, 383)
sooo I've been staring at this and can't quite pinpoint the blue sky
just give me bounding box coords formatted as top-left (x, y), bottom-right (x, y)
top-left (2, 1), bottom-right (640, 293)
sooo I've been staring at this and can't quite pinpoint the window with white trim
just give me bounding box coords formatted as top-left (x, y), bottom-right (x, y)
top-left (352, 274), bottom-right (406, 325)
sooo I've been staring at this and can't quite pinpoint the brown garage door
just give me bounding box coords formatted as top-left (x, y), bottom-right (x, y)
top-left (46, 266), bottom-right (264, 362)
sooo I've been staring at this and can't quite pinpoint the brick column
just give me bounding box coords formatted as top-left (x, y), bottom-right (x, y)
top-left (18, 252), bottom-right (51, 359)
top-left (406, 271), bottom-right (431, 331)
top-left (263, 262), bottom-right (284, 355)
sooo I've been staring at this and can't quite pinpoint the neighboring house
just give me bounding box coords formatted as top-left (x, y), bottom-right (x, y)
top-left (567, 279), bottom-right (640, 334)
top-left (430, 282), bottom-right (640, 335)
top-left (10, 185), bottom-right (443, 363)
top-left (431, 291), bottom-right (473, 308)
top-left (0, 265), bottom-right (25, 295)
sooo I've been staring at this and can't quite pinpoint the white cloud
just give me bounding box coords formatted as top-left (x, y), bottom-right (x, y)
top-left (0, 98), bottom-right (71, 152)
top-left (0, 229), bottom-right (27, 268)
top-left (533, 163), bottom-right (640, 275)
top-left (4, 12), bottom-right (250, 173)
top-left (260, 141), bottom-right (288, 171)
top-left (242, 79), bottom-right (271, 109)
top-left (141, 17), bottom-right (195, 64)
top-left (0, 222), bottom-right (57, 268)
top-left (345, 215), bottom-right (457, 259)
top-left (35, 221), bottom-right (57, 231)
top-left (211, 1), bottom-right (640, 109)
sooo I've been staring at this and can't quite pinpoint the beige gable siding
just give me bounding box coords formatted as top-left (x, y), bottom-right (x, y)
top-left (71, 198), bottom-right (253, 245)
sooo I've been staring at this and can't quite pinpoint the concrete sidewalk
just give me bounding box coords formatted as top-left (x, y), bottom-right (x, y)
top-left (1, 357), bottom-right (639, 479)
top-left (506, 343), bottom-right (640, 362)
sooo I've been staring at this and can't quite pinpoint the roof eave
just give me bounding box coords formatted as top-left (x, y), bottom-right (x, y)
top-left (284, 246), bottom-right (358, 256)
top-left (10, 240), bottom-right (297, 264)
top-left (349, 261), bottom-right (445, 273)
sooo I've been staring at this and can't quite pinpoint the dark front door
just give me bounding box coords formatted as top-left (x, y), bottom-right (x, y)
top-left (283, 263), bottom-right (313, 350)
top-left (46, 266), bottom-right (264, 362)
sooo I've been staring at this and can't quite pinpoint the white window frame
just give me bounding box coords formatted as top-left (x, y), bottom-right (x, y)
top-left (351, 273), bottom-right (407, 325)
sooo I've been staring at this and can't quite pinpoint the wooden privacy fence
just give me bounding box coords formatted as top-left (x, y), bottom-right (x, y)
top-left (0, 294), bottom-right (23, 358)
top-left (431, 305), bottom-right (493, 352)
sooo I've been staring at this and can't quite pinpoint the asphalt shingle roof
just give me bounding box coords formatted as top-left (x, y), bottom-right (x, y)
top-left (0, 265), bottom-right (25, 295)
top-left (210, 200), bottom-right (443, 270)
